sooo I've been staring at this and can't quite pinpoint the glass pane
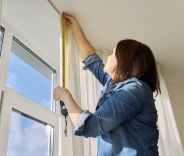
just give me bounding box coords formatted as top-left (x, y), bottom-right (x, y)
top-left (6, 38), bottom-right (56, 111)
top-left (7, 110), bottom-right (53, 156)
top-left (0, 26), bottom-right (5, 56)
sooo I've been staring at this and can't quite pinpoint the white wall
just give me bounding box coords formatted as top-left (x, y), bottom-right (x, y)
top-left (2, 0), bottom-right (60, 68)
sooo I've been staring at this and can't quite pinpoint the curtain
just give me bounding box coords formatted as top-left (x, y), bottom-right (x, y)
top-left (65, 28), bottom-right (184, 156)
top-left (65, 27), bottom-right (109, 156)
top-left (155, 67), bottom-right (184, 156)
top-left (79, 50), bottom-right (109, 156)
top-left (65, 28), bottom-right (84, 156)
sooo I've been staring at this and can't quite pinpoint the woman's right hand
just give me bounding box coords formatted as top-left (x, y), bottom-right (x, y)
top-left (62, 12), bottom-right (80, 30)
top-left (62, 12), bottom-right (95, 58)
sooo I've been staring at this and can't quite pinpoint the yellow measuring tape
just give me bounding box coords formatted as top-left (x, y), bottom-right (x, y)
top-left (61, 15), bottom-right (66, 88)
top-left (60, 15), bottom-right (68, 137)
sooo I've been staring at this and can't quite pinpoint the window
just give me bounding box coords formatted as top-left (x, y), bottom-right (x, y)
top-left (7, 110), bottom-right (53, 156)
top-left (6, 37), bottom-right (56, 111)
top-left (0, 26), bottom-right (5, 56)
top-left (0, 24), bottom-right (62, 156)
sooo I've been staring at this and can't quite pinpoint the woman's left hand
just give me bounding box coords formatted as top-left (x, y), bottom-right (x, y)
top-left (53, 86), bottom-right (83, 127)
top-left (53, 86), bottom-right (72, 102)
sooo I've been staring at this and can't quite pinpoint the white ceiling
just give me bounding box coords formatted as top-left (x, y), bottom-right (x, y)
top-left (51, 0), bottom-right (184, 81)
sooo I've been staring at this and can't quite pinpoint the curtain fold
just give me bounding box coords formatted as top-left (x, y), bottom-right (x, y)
top-left (65, 28), bottom-right (84, 156)
top-left (65, 28), bottom-right (184, 156)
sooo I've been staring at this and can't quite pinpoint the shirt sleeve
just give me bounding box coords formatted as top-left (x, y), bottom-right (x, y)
top-left (73, 86), bottom-right (143, 138)
top-left (82, 53), bottom-right (110, 86)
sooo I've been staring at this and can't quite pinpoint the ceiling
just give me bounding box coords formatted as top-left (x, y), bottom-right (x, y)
top-left (51, 0), bottom-right (184, 81)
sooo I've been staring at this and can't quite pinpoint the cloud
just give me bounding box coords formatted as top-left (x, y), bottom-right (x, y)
top-left (6, 73), bottom-right (18, 89)
top-left (7, 112), bottom-right (52, 156)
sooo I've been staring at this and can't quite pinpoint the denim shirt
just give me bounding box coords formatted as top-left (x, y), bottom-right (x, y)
top-left (73, 53), bottom-right (159, 156)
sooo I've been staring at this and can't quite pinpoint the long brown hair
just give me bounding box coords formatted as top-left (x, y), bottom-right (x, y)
top-left (111, 39), bottom-right (161, 96)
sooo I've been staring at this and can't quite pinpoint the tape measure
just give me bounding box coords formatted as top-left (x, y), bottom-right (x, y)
top-left (61, 15), bottom-right (66, 88)
top-left (60, 15), bottom-right (68, 137)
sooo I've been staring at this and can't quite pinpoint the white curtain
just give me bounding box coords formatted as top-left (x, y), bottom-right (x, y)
top-left (65, 28), bottom-right (184, 156)
top-left (154, 68), bottom-right (184, 156)
top-left (79, 50), bottom-right (109, 156)
top-left (65, 28), bottom-right (109, 156)
top-left (65, 28), bottom-right (84, 156)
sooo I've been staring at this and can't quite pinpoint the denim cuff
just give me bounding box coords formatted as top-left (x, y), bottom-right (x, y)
top-left (82, 53), bottom-right (102, 70)
top-left (73, 110), bottom-right (92, 136)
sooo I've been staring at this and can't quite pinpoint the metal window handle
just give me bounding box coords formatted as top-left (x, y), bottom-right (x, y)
top-left (60, 101), bottom-right (68, 137)
top-left (60, 101), bottom-right (68, 116)
top-left (0, 90), bottom-right (4, 113)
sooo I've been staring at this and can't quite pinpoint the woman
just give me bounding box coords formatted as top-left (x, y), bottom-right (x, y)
top-left (53, 12), bottom-right (160, 156)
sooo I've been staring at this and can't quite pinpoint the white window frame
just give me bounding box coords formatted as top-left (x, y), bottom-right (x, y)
top-left (0, 20), bottom-right (74, 156)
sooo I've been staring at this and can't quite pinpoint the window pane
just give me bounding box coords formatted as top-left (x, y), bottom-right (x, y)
top-left (6, 38), bottom-right (56, 111)
top-left (0, 26), bottom-right (5, 56)
top-left (7, 110), bottom-right (53, 156)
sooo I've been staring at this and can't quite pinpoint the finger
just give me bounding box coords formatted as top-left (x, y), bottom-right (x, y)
top-left (62, 14), bottom-right (71, 22)
top-left (61, 14), bottom-right (68, 22)
top-left (63, 16), bottom-right (72, 22)
top-left (63, 13), bottom-right (71, 19)
top-left (63, 12), bottom-right (72, 17)
top-left (65, 19), bottom-right (72, 25)
top-left (63, 14), bottom-right (74, 22)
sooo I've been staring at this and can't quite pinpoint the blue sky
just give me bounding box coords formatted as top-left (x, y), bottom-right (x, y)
top-left (6, 52), bottom-right (53, 156)
top-left (6, 52), bottom-right (52, 109)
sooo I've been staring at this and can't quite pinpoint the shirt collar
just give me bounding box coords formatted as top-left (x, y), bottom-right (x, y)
top-left (108, 77), bottom-right (138, 92)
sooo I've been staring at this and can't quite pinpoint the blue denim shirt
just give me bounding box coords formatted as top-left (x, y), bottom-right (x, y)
top-left (73, 53), bottom-right (159, 156)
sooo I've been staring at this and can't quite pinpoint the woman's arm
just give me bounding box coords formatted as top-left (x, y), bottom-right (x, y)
top-left (54, 83), bottom-right (143, 138)
top-left (63, 12), bottom-right (110, 86)
top-left (63, 12), bottom-right (95, 59)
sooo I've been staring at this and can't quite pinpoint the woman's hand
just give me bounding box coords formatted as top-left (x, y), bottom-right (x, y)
top-left (62, 12), bottom-right (80, 30)
top-left (53, 86), bottom-right (72, 102)
top-left (53, 86), bottom-right (83, 127)
top-left (62, 12), bottom-right (95, 59)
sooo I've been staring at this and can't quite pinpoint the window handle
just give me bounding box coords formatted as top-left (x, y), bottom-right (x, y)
top-left (0, 90), bottom-right (4, 113)
top-left (60, 101), bottom-right (68, 137)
